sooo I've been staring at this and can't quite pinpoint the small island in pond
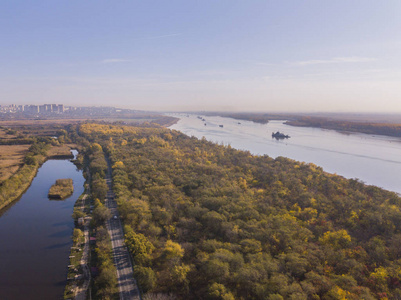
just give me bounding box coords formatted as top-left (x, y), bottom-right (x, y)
top-left (48, 178), bottom-right (73, 199)
top-left (272, 131), bottom-right (290, 139)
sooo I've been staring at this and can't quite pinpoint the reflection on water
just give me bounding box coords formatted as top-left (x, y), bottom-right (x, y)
top-left (170, 114), bottom-right (401, 194)
top-left (0, 158), bottom-right (84, 300)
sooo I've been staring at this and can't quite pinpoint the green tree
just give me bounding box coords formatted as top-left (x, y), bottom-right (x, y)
top-left (72, 228), bottom-right (83, 245)
top-left (125, 225), bottom-right (155, 266)
top-left (134, 266), bottom-right (156, 292)
top-left (208, 283), bottom-right (235, 300)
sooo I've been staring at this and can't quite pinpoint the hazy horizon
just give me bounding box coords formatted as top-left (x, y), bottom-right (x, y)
top-left (2, 1), bottom-right (401, 113)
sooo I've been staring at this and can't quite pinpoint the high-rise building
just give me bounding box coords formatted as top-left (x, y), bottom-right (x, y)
top-left (25, 105), bottom-right (39, 113)
top-left (39, 105), bottom-right (46, 113)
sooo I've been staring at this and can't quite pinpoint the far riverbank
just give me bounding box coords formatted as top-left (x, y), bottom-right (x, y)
top-left (202, 112), bottom-right (401, 138)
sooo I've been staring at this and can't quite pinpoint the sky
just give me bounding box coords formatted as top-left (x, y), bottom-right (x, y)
top-left (1, 1), bottom-right (401, 112)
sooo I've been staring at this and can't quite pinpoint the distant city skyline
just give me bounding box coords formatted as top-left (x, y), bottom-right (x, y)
top-left (1, 1), bottom-right (401, 113)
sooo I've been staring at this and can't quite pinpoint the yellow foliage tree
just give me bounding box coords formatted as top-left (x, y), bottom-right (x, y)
top-left (326, 286), bottom-right (350, 300)
top-left (112, 161), bottom-right (124, 169)
top-left (163, 240), bottom-right (184, 260)
top-left (319, 229), bottom-right (351, 250)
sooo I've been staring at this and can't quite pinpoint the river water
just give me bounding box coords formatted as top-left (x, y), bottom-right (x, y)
top-left (169, 114), bottom-right (401, 194)
top-left (0, 151), bottom-right (84, 300)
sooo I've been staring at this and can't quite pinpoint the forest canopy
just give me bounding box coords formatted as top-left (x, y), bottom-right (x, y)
top-left (77, 122), bottom-right (401, 300)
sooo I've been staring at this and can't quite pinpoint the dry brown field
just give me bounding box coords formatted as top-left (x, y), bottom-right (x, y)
top-left (47, 143), bottom-right (78, 157)
top-left (0, 144), bottom-right (31, 182)
top-left (0, 144), bottom-right (77, 183)
top-left (0, 119), bottom-right (83, 127)
top-left (0, 119), bottom-right (82, 138)
top-left (0, 129), bottom-right (18, 140)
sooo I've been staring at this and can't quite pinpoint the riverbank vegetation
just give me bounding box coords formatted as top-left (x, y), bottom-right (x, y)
top-left (0, 139), bottom-right (50, 210)
top-left (286, 116), bottom-right (401, 138)
top-left (48, 178), bottom-right (74, 199)
top-left (0, 144), bottom-right (31, 182)
top-left (217, 113), bottom-right (272, 124)
top-left (74, 122), bottom-right (401, 300)
top-left (64, 187), bottom-right (89, 300)
top-left (64, 228), bottom-right (85, 299)
top-left (0, 126), bottom-right (33, 182)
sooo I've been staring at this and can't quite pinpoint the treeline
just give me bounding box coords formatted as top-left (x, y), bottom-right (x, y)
top-left (286, 117), bottom-right (401, 138)
top-left (0, 138), bottom-right (34, 145)
top-left (84, 143), bottom-right (117, 299)
top-left (77, 122), bottom-right (401, 299)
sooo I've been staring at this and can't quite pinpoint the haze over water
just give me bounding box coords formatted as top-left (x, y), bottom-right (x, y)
top-left (170, 114), bottom-right (401, 194)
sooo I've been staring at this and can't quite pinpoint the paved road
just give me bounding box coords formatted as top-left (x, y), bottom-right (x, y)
top-left (105, 157), bottom-right (141, 300)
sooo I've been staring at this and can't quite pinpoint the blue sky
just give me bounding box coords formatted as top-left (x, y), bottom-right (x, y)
top-left (1, 1), bottom-right (401, 112)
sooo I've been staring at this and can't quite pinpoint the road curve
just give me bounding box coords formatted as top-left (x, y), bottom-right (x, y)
top-left (105, 156), bottom-right (141, 300)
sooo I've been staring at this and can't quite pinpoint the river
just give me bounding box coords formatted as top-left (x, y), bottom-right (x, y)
top-left (0, 151), bottom-right (85, 300)
top-left (169, 114), bottom-right (401, 194)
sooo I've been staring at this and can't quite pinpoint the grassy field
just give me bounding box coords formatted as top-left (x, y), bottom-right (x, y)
top-left (0, 142), bottom-right (75, 183)
top-left (0, 119), bottom-right (83, 127)
top-left (0, 128), bottom-right (18, 139)
top-left (47, 144), bottom-right (76, 158)
top-left (0, 114), bottom-right (178, 128)
top-left (0, 144), bottom-right (30, 182)
top-left (0, 123), bottom-right (32, 184)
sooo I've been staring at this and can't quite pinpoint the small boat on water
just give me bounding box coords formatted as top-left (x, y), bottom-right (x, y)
top-left (272, 131), bottom-right (290, 139)
top-left (219, 125), bottom-right (224, 128)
